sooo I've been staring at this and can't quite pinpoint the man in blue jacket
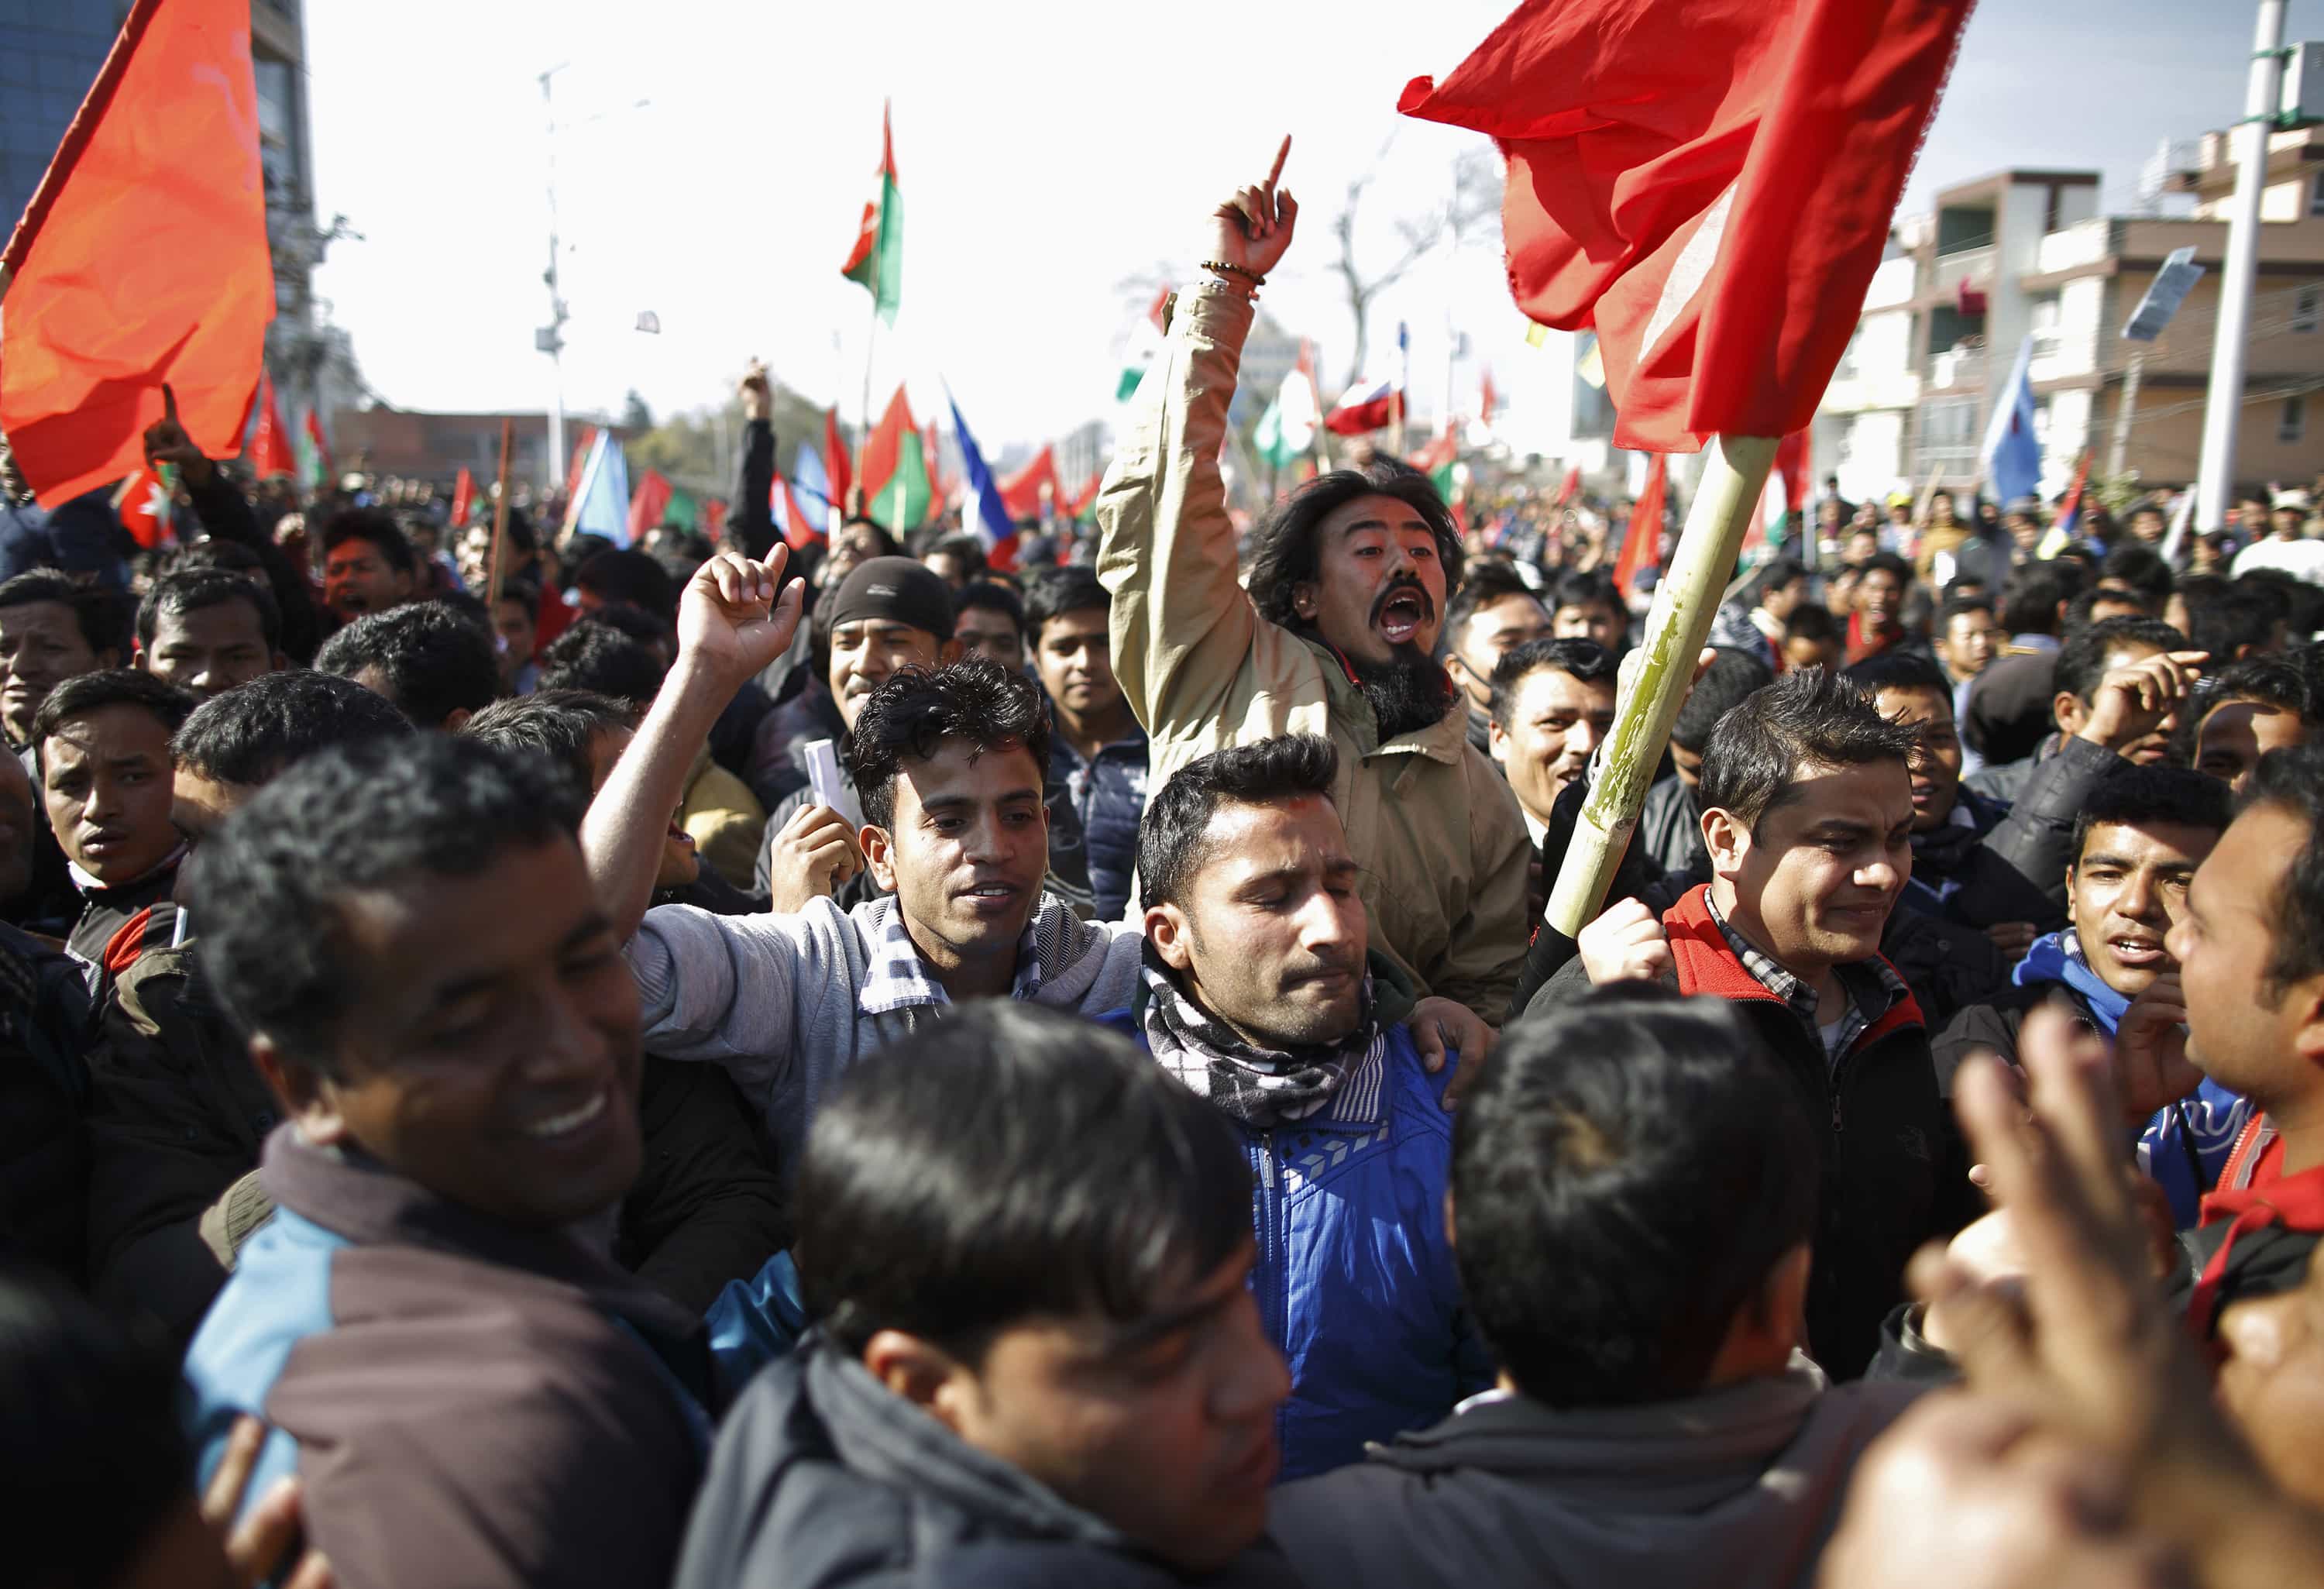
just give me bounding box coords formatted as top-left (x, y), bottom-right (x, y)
top-left (1111, 733), bottom-right (1491, 1480)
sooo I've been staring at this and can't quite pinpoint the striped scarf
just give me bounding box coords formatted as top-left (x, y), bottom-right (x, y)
top-left (1137, 943), bottom-right (1384, 1128)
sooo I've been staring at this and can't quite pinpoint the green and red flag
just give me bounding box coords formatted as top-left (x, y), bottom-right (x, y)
top-left (999, 442), bottom-right (1058, 521)
top-left (1409, 429), bottom-right (1458, 501)
top-left (823, 408), bottom-right (853, 511)
top-left (297, 407), bottom-right (332, 490)
top-left (841, 102), bottom-right (902, 326)
top-left (249, 371), bottom-right (295, 478)
top-left (860, 383), bottom-right (930, 531)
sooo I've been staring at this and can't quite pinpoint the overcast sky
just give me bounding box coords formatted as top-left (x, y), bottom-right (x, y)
top-left (302, 0), bottom-right (2309, 456)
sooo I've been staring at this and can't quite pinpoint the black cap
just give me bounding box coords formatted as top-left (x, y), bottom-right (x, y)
top-left (827, 556), bottom-right (954, 639)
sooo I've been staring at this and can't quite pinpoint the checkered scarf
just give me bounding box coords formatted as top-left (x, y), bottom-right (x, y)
top-left (1137, 942), bottom-right (1384, 1128)
top-left (855, 893), bottom-right (1099, 1028)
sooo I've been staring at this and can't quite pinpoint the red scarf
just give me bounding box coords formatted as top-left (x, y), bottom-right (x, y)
top-left (1845, 610), bottom-right (1905, 666)
top-left (2186, 1116), bottom-right (2324, 1337)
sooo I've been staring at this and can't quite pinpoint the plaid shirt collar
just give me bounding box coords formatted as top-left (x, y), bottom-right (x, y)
top-left (858, 898), bottom-right (1042, 1018)
top-left (1703, 890), bottom-right (1909, 1064)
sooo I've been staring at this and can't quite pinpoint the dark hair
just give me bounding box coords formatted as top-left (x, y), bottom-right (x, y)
top-left (2071, 764), bottom-right (2233, 867)
top-left (1673, 648), bottom-right (1774, 752)
top-left (1487, 638), bottom-right (1618, 733)
top-left (431, 587), bottom-right (494, 638)
top-left (1698, 667), bottom-right (1920, 834)
top-left (2100, 543), bottom-right (2174, 607)
top-left (188, 735), bottom-right (586, 1071)
top-left (1446, 561), bottom-right (1542, 648)
top-left (1023, 564), bottom-right (1110, 642)
top-left (1844, 650), bottom-right (1954, 702)
top-left (1937, 591), bottom-right (1996, 630)
top-left (1460, 985), bottom-right (1817, 1407)
top-left (315, 600), bottom-right (502, 727)
top-left (929, 532), bottom-right (989, 579)
top-left (30, 667), bottom-right (194, 747)
top-left (1552, 567), bottom-right (1623, 617)
top-left (1999, 561), bottom-right (2082, 638)
top-left (1137, 734), bottom-right (1338, 911)
top-left (846, 659), bottom-right (1051, 831)
top-left (572, 603), bottom-right (676, 655)
top-left (171, 669), bottom-right (414, 786)
top-left (2197, 655), bottom-right (2318, 727)
top-left (1244, 458), bottom-right (1463, 631)
top-left (1783, 604), bottom-right (1841, 645)
top-left (2054, 615), bottom-right (2187, 709)
top-left (497, 573), bottom-right (543, 615)
top-left (795, 1003), bottom-right (1251, 1362)
top-left (135, 566), bottom-right (281, 652)
top-left (537, 622), bottom-right (665, 709)
top-left (954, 580), bottom-right (1026, 638)
top-left (1858, 551), bottom-right (1912, 586)
top-left (575, 548), bottom-right (678, 621)
top-left (1748, 556), bottom-right (1807, 607)
top-left (318, 507), bottom-right (416, 575)
top-left (0, 567), bottom-right (132, 662)
top-left (462, 689), bottom-right (638, 805)
top-left (2243, 745), bottom-right (2324, 994)
top-left (0, 1271), bottom-right (197, 1589)
top-left (2180, 582), bottom-right (2284, 664)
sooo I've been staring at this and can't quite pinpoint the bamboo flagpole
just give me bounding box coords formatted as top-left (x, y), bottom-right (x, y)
top-left (1543, 433), bottom-right (1779, 937)
top-left (485, 417), bottom-right (515, 610)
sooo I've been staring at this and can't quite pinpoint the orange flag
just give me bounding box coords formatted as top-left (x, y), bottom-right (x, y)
top-left (0, 0), bottom-right (273, 506)
top-left (1613, 454), bottom-right (1669, 599)
top-left (249, 372), bottom-right (295, 478)
top-left (449, 467), bottom-right (475, 531)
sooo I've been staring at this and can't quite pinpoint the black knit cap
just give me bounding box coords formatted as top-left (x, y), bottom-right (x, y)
top-left (826, 556), bottom-right (954, 640)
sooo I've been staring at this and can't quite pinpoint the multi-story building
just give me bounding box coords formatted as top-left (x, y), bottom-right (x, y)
top-left (1818, 160), bottom-right (2324, 505)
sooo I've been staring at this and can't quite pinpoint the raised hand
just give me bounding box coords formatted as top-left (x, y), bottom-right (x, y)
top-left (739, 359), bottom-right (771, 424)
top-left (765, 803), bottom-right (864, 914)
top-left (1207, 136), bottom-right (1299, 280)
top-left (2077, 650), bottom-right (2206, 754)
top-left (143, 383), bottom-right (216, 487)
top-left (676, 548), bottom-right (806, 692)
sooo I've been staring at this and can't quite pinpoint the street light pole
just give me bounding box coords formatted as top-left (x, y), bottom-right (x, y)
top-left (539, 64), bottom-right (571, 494)
top-left (2195, 0), bottom-right (2287, 533)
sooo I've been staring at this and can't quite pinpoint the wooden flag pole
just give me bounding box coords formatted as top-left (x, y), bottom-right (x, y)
top-left (485, 417), bottom-right (515, 610)
top-left (1543, 432), bottom-right (1780, 938)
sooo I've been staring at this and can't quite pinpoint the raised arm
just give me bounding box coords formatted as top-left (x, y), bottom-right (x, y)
top-left (727, 360), bottom-right (778, 559)
top-left (1096, 139), bottom-right (1301, 741)
top-left (586, 549), bottom-right (803, 941)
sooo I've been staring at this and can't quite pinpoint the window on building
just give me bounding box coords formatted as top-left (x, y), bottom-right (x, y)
top-left (2281, 394), bottom-right (2307, 444)
top-left (2311, 173), bottom-right (2324, 218)
top-left (2297, 285), bottom-right (2322, 334)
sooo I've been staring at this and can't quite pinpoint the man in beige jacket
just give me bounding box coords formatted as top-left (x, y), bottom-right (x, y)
top-left (1095, 140), bottom-right (1532, 1024)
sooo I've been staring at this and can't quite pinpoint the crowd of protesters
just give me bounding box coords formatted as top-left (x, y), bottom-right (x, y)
top-left (5, 156), bottom-right (2324, 1589)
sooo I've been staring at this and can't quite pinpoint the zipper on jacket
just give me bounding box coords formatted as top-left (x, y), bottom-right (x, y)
top-left (1253, 1135), bottom-right (1290, 1447)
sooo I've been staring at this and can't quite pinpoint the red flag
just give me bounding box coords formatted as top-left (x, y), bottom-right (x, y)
top-left (1402, 0), bottom-right (1972, 452)
top-left (999, 443), bottom-right (1059, 521)
top-left (629, 468), bottom-right (675, 542)
top-left (823, 408), bottom-right (853, 511)
top-left (0, 0), bottom-right (274, 506)
top-left (1553, 465), bottom-right (1582, 508)
top-left (249, 373), bottom-right (295, 478)
top-left (563, 427), bottom-right (596, 507)
top-left (449, 467), bottom-right (475, 531)
top-left (301, 406), bottom-right (333, 485)
top-left (1325, 380), bottom-right (1401, 437)
top-left (113, 463), bottom-right (174, 550)
top-left (772, 475), bottom-right (827, 551)
top-left (1613, 454), bottom-right (1669, 597)
top-left (1061, 470), bottom-right (1104, 521)
top-left (1479, 367), bottom-right (1497, 428)
top-left (859, 385), bottom-right (920, 503)
top-left (703, 497), bottom-right (728, 541)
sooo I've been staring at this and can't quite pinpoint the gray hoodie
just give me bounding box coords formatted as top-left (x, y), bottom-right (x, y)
top-left (1265, 1355), bottom-right (1917, 1589)
top-left (627, 892), bottom-right (1143, 1171)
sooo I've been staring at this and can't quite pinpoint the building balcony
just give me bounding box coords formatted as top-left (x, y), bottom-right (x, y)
top-left (1823, 366), bottom-right (1923, 414)
top-left (1927, 345), bottom-right (1988, 390)
top-left (1930, 243), bottom-right (1996, 288)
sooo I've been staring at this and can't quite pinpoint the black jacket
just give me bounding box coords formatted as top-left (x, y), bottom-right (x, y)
top-left (184, 472), bottom-right (325, 662)
top-left (66, 859), bottom-right (180, 970)
top-left (1526, 889), bottom-right (1979, 1379)
top-left (729, 417), bottom-right (779, 559)
top-left (0, 922), bottom-right (91, 1281)
top-left (673, 1337), bottom-right (1305, 1589)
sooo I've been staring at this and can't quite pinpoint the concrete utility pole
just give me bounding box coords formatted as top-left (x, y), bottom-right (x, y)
top-left (2195, 0), bottom-right (2287, 532)
top-left (538, 64), bottom-right (572, 490)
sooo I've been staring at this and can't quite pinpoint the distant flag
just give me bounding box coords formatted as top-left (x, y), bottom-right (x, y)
top-left (1752, 429), bottom-right (1810, 554)
top-left (946, 390), bottom-right (1019, 572)
top-left (628, 468), bottom-right (675, 542)
top-left (1980, 334), bottom-right (2043, 512)
top-left (1117, 286), bottom-right (1172, 402)
top-left (1553, 465), bottom-right (1582, 508)
top-left (1325, 377), bottom-right (1402, 436)
top-left (113, 461), bottom-right (175, 550)
top-left (795, 441), bottom-right (836, 520)
top-left (859, 383), bottom-right (930, 533)
top-left (1061, 470), bottom-right (1104, 522)
top-left (1256, 342), bottom-right (1322, 470)
top-left (566, 430), bottom-right (632, 546)
top-left (770, 474), bottom-right (826, 551)
top-left (2159, 487), bottom-right (2198, 565)
top-left (663, 489), bottom-right (700, 531)
top-left (703, 497), bottom-right (727, 541)
top-left (249, 372), bottom-right (295, 478)
top-left (2037, 452), bottom-right (2092, 559)
top-left (297, 408), bottom-right (332, 491)
top-left (840, 101), bottom-right (903, 326)
top-left (449, 466), bottom-right (474, 530)
top-left (562, 426), bottom-right (596, 511)
top-left (0, 0), bottom-right (274, 506)
top-left (1478, 366), bottom-right (1497, 428)
top-left (1613, 454), bottom-right (1669, 597)
top-left (1409, 428), bottom-right (1459, 500)
top-left (823, 408), bottom-right (853, 514)
top-left (923, 419), bottom-right (947, 503)
top-left (999, 443), bottom-right (1059, 522)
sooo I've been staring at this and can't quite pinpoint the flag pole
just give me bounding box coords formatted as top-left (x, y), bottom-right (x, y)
top-left (1543, 433), bottom-right (1780, 937)
top-left (486, 417), bottom-right (515, 609)
top-left (859, 304), bottom-right (878, 476)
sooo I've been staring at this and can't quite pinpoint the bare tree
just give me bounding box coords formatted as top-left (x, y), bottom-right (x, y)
top-left (1332, 146), bottom-right (1501, 389)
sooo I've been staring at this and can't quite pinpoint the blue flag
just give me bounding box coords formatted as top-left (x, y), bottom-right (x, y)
top-left (571, 432), bottom-right (633, 547)
top-left (1980, 334), bottom-right (2042, 510)
top-left (794, 442), bottom-right (834, 518)
top-left (945, 389), bottom-right (1018, 569)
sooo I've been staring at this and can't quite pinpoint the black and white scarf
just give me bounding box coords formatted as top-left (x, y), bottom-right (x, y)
top-left (1137, 943), bottom-right (1385, 1128)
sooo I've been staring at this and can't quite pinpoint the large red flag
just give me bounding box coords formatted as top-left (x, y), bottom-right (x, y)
top-left (0, 0), bottom-right (273, 505)
top-left (823, 408), bottom-right (853, 511)
top-left (999, 443), bottom-right (1059, 521)
top-left (249, 372), bottom-right (295, 478)
top-left (1613, 454), bottom-right (1669, 598)
top-left (1402, 0), bottom-right (1971, 453)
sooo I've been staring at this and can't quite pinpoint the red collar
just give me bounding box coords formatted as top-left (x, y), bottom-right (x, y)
top-left (1662, 885), bottom-right (1924, 1050)
top-left (2190, 1116), bottom-right (2324, 1337)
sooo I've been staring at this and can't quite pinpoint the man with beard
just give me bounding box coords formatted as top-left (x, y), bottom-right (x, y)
top-left (1096, 143), bottom-right (1531, 1023)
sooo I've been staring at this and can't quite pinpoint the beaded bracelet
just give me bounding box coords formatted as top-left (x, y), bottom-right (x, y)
top-left (1199, 260), bottom-right (1267, 285)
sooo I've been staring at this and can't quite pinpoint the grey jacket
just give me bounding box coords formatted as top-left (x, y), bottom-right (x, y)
top-left (627, 893), bottom-right (1141, 1172)
top-left (1267, 1356), bottom-right (1916, 1589)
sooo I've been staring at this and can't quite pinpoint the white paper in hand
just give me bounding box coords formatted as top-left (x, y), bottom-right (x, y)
top-left (806, 738), bottom-right (866, 831)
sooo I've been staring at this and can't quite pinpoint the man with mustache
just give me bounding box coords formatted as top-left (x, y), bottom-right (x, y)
top-left (1097, 141), bottom-right (1531, 1024)
top-left (1110, 735), bottom-right (1490, 1481)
